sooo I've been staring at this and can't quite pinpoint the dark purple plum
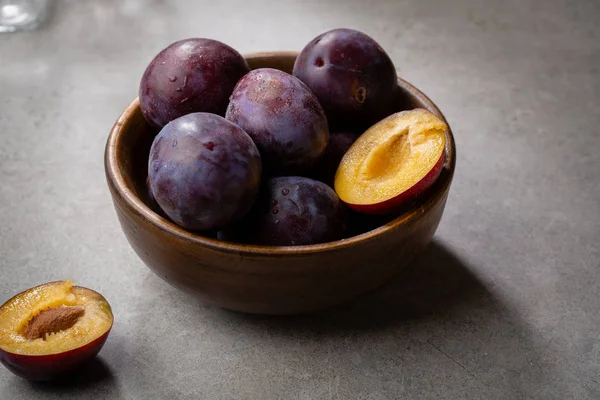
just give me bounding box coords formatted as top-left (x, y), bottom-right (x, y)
top-left (293, 29), bottom-right (397, 130)
top-left (311, 131), bottom-right (359, 187)
top-left (225, 68), bottom-right (329, 175)
top-left (148, 112), bottom-right (262, 231)
top-left (235, 176), bottom-right (347, 246)
top-left (140, 38), bottom-right (250, 129)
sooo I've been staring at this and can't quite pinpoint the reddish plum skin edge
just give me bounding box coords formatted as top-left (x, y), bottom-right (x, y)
top-left (139, 38), bottom-right (250, 129)
top-left (148, 113), bottom-right (262, 231)
top-left (225, 68), bottom-right (329, 175)
top-left (0, 330), bottom-right (110, 382)
top-left (344, 151), bottom-right (446, 215)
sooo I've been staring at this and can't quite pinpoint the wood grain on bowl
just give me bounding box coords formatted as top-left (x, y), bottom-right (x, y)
top-left (104, 52), bottom-right (456, 315)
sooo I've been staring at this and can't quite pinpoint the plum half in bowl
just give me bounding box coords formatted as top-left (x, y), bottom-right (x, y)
top-left (104, 52), bottom-right (456, 315)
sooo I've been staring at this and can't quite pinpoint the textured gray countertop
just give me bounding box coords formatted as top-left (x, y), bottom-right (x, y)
top-left (1, 1), bottom-right (598, 399)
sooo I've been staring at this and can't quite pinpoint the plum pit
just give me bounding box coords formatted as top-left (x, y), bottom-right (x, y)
top-left (23, 305), bottom-right (85, 341)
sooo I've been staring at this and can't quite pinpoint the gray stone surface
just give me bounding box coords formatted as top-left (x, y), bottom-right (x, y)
top-left (0, 0), bottom-right (598, 398)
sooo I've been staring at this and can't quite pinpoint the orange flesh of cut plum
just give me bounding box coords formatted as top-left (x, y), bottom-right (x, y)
top-left (0, 281), bottom-right (113, 356)
top-left (335, 109), bottom-right (447, 206)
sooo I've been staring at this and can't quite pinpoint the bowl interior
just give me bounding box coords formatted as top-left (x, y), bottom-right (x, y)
top-left (108, 52), bottom-right (455, 254)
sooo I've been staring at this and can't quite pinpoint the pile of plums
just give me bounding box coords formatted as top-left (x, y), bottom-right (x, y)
top-left (142, 29), bottom-right (447, 246)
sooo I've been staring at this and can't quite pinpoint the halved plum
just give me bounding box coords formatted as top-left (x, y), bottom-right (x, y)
top-left (0, 281), bottom-right (113, 381)
top-left (335, 109), bottom-right (447, 214)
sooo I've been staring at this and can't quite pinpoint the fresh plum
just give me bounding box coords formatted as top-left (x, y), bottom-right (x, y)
top-left (293, 29), bottom-right (397, 130)
top-left (235, 176), bottom-right (347, 246)
top-left (225, 68), bottom-right (329, 175)
top-left (311, 131), bottom-right (359, 187)
top-left (140, 38), bottom-right (250, 129)
top-left (0, 281), bottom-right (113, 381)
top-left (148, 113), bottom-right (262, 231)
top-left (334, 109), bottom-right (447, 215)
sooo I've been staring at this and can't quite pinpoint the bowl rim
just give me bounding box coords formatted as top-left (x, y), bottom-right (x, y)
top-left (105, 51), bottom-right (456, 256)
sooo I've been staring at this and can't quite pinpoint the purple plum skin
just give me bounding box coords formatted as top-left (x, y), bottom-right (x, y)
top-left (140, 38), bottom-right (250, 129)
top-left (225, 68), bottom-right (329, 175)
top-left (237, 176), bottom-right (347, 246)
top-left (148, 112), bottom-right (262, 231)
top-left (292, 29), bottom-right (397, 130)
top-left (311, 131), bottom-right (359, 187)
top-left (145, 175), bottom-right (168, 219)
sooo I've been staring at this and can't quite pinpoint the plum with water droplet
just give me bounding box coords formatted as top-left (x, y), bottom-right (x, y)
top-left (148, 113), bottom-right (262, 231)
top-left (232, 176), bottom-right (347, 246)
top-left (140, 38), bottom-right (250, 129)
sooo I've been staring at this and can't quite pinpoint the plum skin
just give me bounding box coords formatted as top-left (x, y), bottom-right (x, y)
top-left (292, 29), bottom-right (397, 130)
top-left (148, 112), bottom-right (262, 231)
top-left (145, 176), bottom-right (168, 219)
top-left (225, 68), bottom-right (329, 175)
top-left (0, 331), bottom-right (110, 382)
top-left (139, 38), bottom-right (250, 129)
top-left (0, 283), bottom-right (113, 382)
top-left (311, 131), bottom-right (359, 187)
top-left (235, 176), bottom-right (347, 246)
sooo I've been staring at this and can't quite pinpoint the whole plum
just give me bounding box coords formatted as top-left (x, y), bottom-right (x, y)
top-left (148, 113), bottom-right (262, 231)
top-left (293, 29), bottom-right (397, 130)
top-left (236, 176), bottom-right (347, 246)
top-left (140, 38), bottom-right (250, 129)
top-left (225, 68), bottom-right (329, 175)
top-left (311, 131), bottom-right (359, 187)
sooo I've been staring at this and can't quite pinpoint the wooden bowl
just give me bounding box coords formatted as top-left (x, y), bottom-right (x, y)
top-left (104, 52), bottom-right (456, 315)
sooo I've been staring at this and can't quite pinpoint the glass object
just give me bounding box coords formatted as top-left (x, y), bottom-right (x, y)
top-left (0, 0), bottom-right (49, 33)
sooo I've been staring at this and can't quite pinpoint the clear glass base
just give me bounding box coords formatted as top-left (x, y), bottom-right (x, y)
top-left (0, 0), bottom-right (48, 33)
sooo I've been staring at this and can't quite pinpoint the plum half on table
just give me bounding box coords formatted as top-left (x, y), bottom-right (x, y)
top-left (0, 281), bottom-right (113, 381)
